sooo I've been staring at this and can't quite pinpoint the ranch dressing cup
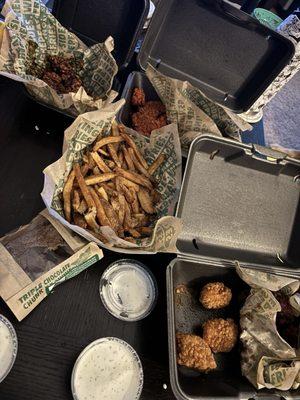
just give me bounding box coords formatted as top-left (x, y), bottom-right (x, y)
top-left (0, 315), bottom-right (18, 383)
top-left (99, 260), bottom-right (158, 322)
top-left (71, 337), bottom-right (143, 400)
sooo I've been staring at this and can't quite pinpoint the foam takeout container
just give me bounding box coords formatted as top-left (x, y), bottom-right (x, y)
top-left (166, 135), bottom-right (300, 399)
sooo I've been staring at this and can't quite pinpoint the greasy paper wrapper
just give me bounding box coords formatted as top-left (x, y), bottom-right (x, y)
top-left (0, 0), bottom-right (118, 116)
top-left (0, 210), bottom-right (103, 321)
top-left (237, 265), bottom-right (300, 391)
top-left (146, 65), bottom-right (251, 155)
top-left (42, 101), bottom-right (182, 254)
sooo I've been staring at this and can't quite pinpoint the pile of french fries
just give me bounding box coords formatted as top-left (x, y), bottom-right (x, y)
top-left (62, 124), bottom-right (165, 244)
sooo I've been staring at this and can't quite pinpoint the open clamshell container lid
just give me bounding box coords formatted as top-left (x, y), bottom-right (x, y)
top-left (176, 135), bottom-right (300, 275)
top-left (139, 0), bottom-right (295, 113)
top-left (52, 0), bottom-right (149, 68)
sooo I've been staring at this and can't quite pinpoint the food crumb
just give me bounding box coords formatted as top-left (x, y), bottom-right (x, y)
top-left (175, 284), bottom-right (189, 295)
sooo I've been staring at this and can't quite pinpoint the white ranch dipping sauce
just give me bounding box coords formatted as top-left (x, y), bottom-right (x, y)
top-left (0, 315), bottom-right (17, 382)
top-left (72, 337), bottom-right (143, 400)
top-left (100, 260), bottom-right (157, 322)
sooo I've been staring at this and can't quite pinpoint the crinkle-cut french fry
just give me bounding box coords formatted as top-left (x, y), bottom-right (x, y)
top-left (118, 150), bottom-right (124, 164)
top-left (118, 194), bottom-right (126, 225)
top-left (133, 213), bottom-right (146, 218)
top-left (63, 169), bottom-right (75, 222)
top-left (88, 152), bottom-right (96, 169)
top-left (93, 136), bottom-right (123, 152)
top-left (124, 237), bottom-right (137, 244)
top-left (85, 173), bottom-right (115, 186)
top-left (100, 198), bottom-right (120, 233)
top-left (124, 199), bottom-right (131, 229)
top-left (119, 183), bottom-right (134, 203)
top-left (108, 143), bottom-right (121, 168)
top-left (111, 123), bottom-right (121, 152)
top-left (81, 163), bottom-right (90, 177)
top-left (118, 126), bottom-right (148, 170)
top-left (72, 189), bottom-right (81, 212)
top-left (124, 201), bottom-right (139, 229)
top-left (93, 167), bottom-right (100, 175)
top-left (99, 183), bottom-right (115, 197)
top-left (118, 150), bottom-right (126, 169)
top-left (110, 198), bottom-right (122, 225)
top-left (84, 208), bottom-right (99, 231)
top-left (148, 154), bottom-right (165, 176)
top-left (148, 153), bottom-right (165, 175)
top-left (91, 152), bottom-right (111, 173)
top-left (73, 213), bottom-right (87, 229)
top-left (118, 228), bottom-right (125, 238)
top-left (97, 186), bottom-right (109, 201)
top-left (139, 226), bottom-right (152, 236)
top-left (106, 181), bottom-right (115, 189)
top-left (122, 158), bottom-right (127, 170)
top-left (90, 187), bottom-right (111, 228)
top-left (106, 160), bottom-right (116, 169)
top-left (115, 177), bottom-right (121, 192)
top-left (122, 146), bottom-right (135, 171)
top-left (74, 163), bottom-right (95, 209)
top-left (128, 229), bottom-right (141, 238)
top-left (82, 154), bottom-right (89, 164)
top-left (118, 176), bottom-right (140, 192)
top-left (137, 188), bottom-right (155, 214)
top-left (77, 199), bottom-right (87, 214)
top-left (110, 197), bottom-right (120, 212)
top-left (116, 167), bottom-right (152, 190)
top-left (111, 122), bottom-right (120, 137)
top-left (98, 148), bottom-right (109, 157)
top-left (134, 213), bottom-right (149, 227)
top-left (131, 189), bottom-right (140, 214)
top-left (128, 147), bottom-right (150, 177)
top-left (150, 189), bottom-right (161, 205)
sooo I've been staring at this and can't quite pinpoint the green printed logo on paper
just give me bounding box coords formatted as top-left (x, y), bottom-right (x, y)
top-left (44, 251), bottom-right (100, 295)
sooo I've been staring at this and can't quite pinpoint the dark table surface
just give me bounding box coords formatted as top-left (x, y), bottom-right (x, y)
top-left (0, 77), bottom-right (265, 400)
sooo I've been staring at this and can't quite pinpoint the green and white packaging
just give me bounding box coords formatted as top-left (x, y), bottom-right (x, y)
top-left (0, 0), bottom-right (118, 116)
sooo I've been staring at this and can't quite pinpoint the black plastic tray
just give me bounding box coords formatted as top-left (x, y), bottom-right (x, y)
top-left (52, 0), bottom-right (149, 69)
top-left (139, 0), bottom-right (295, 112)
top-left (167, 259), bottom-right (299, 400)
top-left (176, 136), bottom-right (300, 270)
top-left (117, 71), bottom-right (159, 126)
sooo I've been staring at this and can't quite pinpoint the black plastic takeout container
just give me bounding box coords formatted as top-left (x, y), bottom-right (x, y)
top-left (52, 0), bottom-right (150, 69)
top-left (138, 0), bottom-right (295, 113)
top-left (25, 0), bottom-right (150, 116)
top-left (167, 135), bottom-right (300, 400)
top-left (117, 71), bottom-right (158, 127)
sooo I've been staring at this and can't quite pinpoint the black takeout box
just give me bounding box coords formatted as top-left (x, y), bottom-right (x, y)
top-left (132, 0), bottom-right (295, 113)
top-left (24, 0), bottom-right (150, 116)
top-left (117, 71), bottom-right (157, 127)
top-left (167, 135), bottom-right (300, 400)
top-left (52, 0), bottom-right (149, 69)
